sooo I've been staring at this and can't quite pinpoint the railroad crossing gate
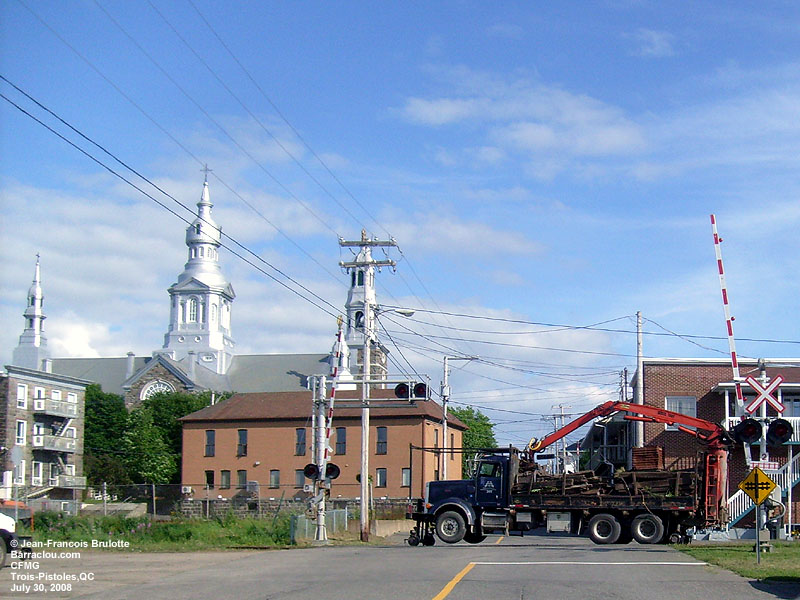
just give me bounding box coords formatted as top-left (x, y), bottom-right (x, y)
top-left (738, 467), bottom-right (777, 505)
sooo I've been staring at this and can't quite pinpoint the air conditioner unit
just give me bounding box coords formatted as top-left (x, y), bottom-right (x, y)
top-left (181, 485), bottom-right (193, 494)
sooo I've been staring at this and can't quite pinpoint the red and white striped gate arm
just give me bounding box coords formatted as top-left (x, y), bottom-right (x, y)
top-left (323, 321), bottom-right (344, 462)
top-left (711, 214), bottom-right (745, 409)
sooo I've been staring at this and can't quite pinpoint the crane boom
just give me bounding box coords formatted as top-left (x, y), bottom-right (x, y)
top-left (526, 401), bottom-right (729, 454)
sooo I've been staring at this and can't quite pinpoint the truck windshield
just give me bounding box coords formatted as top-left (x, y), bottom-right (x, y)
top-left (478, 462), bottom-right (500, 478)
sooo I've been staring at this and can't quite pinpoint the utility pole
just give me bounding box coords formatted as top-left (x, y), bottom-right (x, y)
top-left (339, 230), bottom-right (396, 542)
top-left (313, 375), bottom-right (328, 543)
top-left (441, 356), bottom-right (477, 480)
top-left (635, 311), bottom-right (644, 448)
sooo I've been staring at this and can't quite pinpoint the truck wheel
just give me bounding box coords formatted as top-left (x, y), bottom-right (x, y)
top-left (587, 513), bottom-right (621, 544)
top-left (436, 510), bottom-right (466, 544)
top-left (0, 538), bottom-right (7, 569)
top-left (407, 533), bottom-right (420, 546)
top-left (631, 514), bottom-right (664, 544)
top-left (464, 531), bottom-right (487, 544)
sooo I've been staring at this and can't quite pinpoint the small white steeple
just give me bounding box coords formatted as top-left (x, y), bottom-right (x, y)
top-left (161, 173), bottom-right (235, 375)
top-left (13, 254), bottom-right (50, 370)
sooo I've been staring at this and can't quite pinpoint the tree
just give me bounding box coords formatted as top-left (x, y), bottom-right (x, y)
top-left (83, 384), bottom-right (131, 485)
top-left (449, 406), bottom-right (497, 476)
top-left (139, 390), bottom-right (227, 483)
top-left (122, 407), bottom-right (176, 484)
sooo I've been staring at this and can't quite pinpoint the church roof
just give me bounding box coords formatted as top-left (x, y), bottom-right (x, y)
top-left (50, 353), bottom-right (331, 397)
top-left (179, 389), bottom-right (468, 429)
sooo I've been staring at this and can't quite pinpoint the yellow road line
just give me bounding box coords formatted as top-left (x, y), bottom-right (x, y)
top-left (432, 562), bottom-right (475, 600)
top-left (495, 536), bottom-right (504, 544)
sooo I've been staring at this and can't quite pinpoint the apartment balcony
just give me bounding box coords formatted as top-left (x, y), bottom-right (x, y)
top-left (55, 475), bottom-right (87, 489)
top-left (32, 434), bottom-right (77, 453)
top-left (725, 416), bottom-right (800, 444)
top-left (33, 398), bottom-right (78, 419)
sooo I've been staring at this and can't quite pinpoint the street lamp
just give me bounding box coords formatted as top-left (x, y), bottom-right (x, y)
top-left (441, 355), bottom-right (477, 480)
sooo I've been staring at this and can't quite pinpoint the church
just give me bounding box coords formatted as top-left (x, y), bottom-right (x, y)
top-left (12, 176), bottom-right (384, 407)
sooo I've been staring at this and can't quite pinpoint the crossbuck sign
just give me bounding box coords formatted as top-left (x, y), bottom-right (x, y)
top-left (744, 375), bottom-right (785, 414)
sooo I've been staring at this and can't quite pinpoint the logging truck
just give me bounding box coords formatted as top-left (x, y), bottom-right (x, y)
top-left (407, 401), bottom-right (732, 545)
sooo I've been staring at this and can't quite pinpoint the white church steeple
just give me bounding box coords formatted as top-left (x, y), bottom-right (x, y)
top-left (13, 254), bottom-right (49, 370)
top-left (161, 175), bottom-right (235, 374)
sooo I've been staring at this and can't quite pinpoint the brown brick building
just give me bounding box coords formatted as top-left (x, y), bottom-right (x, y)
top-left (632, 359), bottom-right (800, 533)
top-left (180, 388), bottom-right (466, 501)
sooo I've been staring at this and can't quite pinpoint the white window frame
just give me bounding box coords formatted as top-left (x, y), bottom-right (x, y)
top-left (401, 467), bottom-right (411, 487)
top-left (665, 396), bottom-right (697, 430)
top-left (34, 386), bottom-right (45, 399)
top-left (49, 464), bottom-right (59, 486)
top-left (16, 384), bottom-right (28, 409)
top-left (51, 389), bottom-right (62, 401)
top-left (32, 461), bottom-right (43, 486)
top-left (14, 460), bottom-right (26, 485)
top-left (67, 392), bottom-right (78, 404)
top-left (64, 464), bottom-right (75, 476)
top-left (66, 426), bottom-right (77, 439)
top-left (16, 420), bottom-right (27, 446)
top-left (375, 467), bottom-right (387, 488)
top-left (33, 422), bottom-right (44, 436)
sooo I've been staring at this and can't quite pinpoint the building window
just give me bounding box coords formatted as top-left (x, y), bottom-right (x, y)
top-left (237, 429), bottom-right (248, 457)
top-left (34, 387), bottom-right (45, 399)
top-left (32, 462), bottom-right (43, 486)
top-left (205, 430), bottom-right (215, 456)
top-left (665, 396), bottom-right (697, 430)
top-left (67, 392), bottom-right (77, 403)
top-left (355, 311), bottom-right (364, 330)
top-left (220, 470), bottom-right (231, 489)
top-left (401, 468), bottom-right (411, 487)
top-left (783, 397), bottom-right (800, 417)
top-left (376, 468), bottom-right (387, 488)
top-left (237, 470), bottom-right (247, 489)
top-left (450, 433), bottom-right (455, 460)
top-left (205, 470), bottom-right (215, 489)
top-left (376, 427), bottom-right (387, 455)
top-left (295, 428), bottom-right (306, 456)
top-left (336, 427), bottom-right (346, 455)
top-left (14, 460), bottom-right (26, 485)
top-left (434, 429), bottom-right (439, 448)
top-left (16, 420), bottom-right (27, 446)
top-left (66, 426), bottom-right (76, 439)
top-left (357, 271), bottom-right (364, 286)
top-left (51, 389), bottom-right (61, 401)
top-left (269, 470), bottom-right (280, 488)
top-left (49, 464), bottom-right (58, 486)
top-left (16, 384), bottom-right (28, 409)
top-left (295, 470), bottom-right (305, 488)
top-left (189, 298), bottom-right (198, 322)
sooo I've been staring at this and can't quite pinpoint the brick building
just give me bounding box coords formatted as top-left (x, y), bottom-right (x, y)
top-left (180, 388), bottom-right (466, 501)
top-left (631, 359), bottom-right (800, 533)
top-left (0, 365), bottom-right (90, 507)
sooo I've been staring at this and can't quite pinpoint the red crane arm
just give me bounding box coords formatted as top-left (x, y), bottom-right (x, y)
top-left (527, 401), bottom-right (727, 453)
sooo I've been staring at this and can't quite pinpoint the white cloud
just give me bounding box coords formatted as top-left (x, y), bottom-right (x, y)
top-left (630, 29), bottom-right (676, 58)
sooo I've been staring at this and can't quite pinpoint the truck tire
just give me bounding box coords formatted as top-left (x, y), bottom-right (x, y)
top-left (464, 531), bottom-right (487, 544)
top-left (631, 514), bottom-right (664, 544)
top-left (587, 513), bottom-right (621, 544)
top-left (436, 510), bottom-right (466, 544)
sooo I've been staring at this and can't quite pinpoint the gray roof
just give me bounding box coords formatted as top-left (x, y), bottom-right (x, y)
top-left (50, 353), bottom-right (330, 397)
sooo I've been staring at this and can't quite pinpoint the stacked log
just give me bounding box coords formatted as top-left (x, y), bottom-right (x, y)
top-left (632, 446), bottom-right (664, 470)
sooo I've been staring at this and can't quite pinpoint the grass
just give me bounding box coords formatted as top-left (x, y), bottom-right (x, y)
top-left (675, 541), bottom-right (800, 582)
top-left (21, 512), bottom-right (296, 552)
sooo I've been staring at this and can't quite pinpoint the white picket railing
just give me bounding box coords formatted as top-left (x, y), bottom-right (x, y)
top-left (727, 449), bottom-right (800, 525)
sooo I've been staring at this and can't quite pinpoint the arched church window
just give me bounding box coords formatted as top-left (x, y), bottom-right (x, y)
top-left (357, 271), bottom-right (364, 286)
top-left (199, 247), bottom-right (204, 257)
top-left (189, 298), bottom-right (198, 322)
top-left (355, 311), bottom-right (364, 330)
top-left (351, 272), bottom-right (356, 287)
top-left (211, 304), bottom-right (217, 322)
top-left (195, 224), bottom-right (201, 234)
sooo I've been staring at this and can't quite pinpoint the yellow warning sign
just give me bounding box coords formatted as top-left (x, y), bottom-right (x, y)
top-left (738, 467), bottom-right (777, 505)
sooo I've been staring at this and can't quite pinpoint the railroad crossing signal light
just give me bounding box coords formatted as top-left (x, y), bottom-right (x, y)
top-left (732, 418), bottom-right (762, 445)
top-left (325, 463), bottom-right (341, 480)
top-left (394, 382), bottom-right (428, 399)
top-left (766, 418), bottom-right (794, 446)
top-left (303, 463), bottom-right (320, 480)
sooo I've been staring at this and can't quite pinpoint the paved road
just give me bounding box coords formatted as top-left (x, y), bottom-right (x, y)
top-left (2, 533), bottom-right (798, 599)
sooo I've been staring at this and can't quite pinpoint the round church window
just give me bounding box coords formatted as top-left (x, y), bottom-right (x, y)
top-left (140, 380), bottom-right (176, 401)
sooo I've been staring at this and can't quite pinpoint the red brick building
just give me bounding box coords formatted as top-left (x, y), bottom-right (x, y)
top-left (633, 359), bottom-right (800, 534)
top-left (180, 388), bottom-right (465, 501)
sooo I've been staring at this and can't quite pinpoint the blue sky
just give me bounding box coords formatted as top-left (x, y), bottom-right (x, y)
top-left (3, 1), bottom-right (800, 446)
